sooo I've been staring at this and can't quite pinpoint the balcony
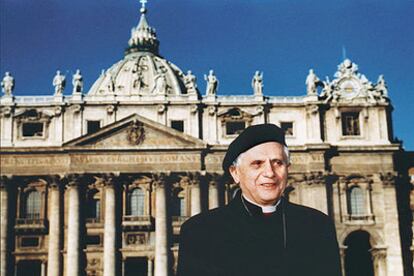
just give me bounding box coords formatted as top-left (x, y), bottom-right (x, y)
top-left (85, 217), bottom-right (103, 228)
top-left (15, 218), bottom-right (48, 233)
top-left (343, 214), bottom-right (375, 225)
top-left (172, 216), bottom-right (189, 227)
top-left (122, 215), bottom-right (154, 230)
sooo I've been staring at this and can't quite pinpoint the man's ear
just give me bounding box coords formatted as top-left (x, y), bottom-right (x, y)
top-left (229, 165), bottom-right (240, 184)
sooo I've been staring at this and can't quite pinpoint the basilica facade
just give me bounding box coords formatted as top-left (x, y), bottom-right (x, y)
top-left (1, 3), bottom-right (413, 276)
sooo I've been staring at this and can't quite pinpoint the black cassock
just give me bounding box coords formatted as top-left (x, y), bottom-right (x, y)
top-left (177, 192), bottom-right (342, 276)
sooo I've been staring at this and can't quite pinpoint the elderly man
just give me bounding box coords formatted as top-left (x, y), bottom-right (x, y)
top-left (177, 124), bottom-right (341, 276)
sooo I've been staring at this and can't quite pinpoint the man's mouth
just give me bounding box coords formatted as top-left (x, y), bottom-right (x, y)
top-left (260, 183), bottom-right (277, 187)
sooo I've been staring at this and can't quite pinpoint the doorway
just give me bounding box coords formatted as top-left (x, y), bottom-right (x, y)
top-left (344, 230), bottom-right (374, 276)
top-left (125, 257), bottom-right (148, 276)
top-left (16, 260), bottom-right (41, 276)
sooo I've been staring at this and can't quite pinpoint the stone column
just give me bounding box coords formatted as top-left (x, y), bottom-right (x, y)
top-left (339, 247), bottom-right (346, 276)
top-left (47, 180), bottom-right (62, 276)
top-left (103, 180), bottom-right (116, 276)
top-left (190, 182), bottom-right (201, 216)
top-left (40, 261), bottom-right (46, 276)
top-left (155, 181), bottom-right (168, 276)
top-left (147, 257), bottom-right (154, 276)
top-left (0, 178), bottom-right (10, 276)
top-left (208, 181), bottom-right (219, 210)
top-left (66, 181), bottom-right (80, 276)
top-left (372, 248), bottom-right (387, 276)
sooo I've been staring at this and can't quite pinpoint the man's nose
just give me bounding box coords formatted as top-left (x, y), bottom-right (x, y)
top-left (263, 160), bottom-right (275, 178)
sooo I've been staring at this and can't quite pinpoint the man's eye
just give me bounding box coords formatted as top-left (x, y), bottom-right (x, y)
top-left (272, 160), bottom-right (284, 166)
top-left (251, 161), bottom-right (262, 166)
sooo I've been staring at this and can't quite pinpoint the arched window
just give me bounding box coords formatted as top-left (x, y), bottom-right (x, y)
top-left (348, 186), bottom-right (365, 216)
top-left (25, 190), bottom-right (41, 219)
top-left (128, 188), bottom-right (145, 216)
top-left (86, 189), bottom-right (100, 222)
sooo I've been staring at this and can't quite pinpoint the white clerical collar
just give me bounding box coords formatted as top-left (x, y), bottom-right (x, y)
top-left (242, 194), bottom-right (280, 213)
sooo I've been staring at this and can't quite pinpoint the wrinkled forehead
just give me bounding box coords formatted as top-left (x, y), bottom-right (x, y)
top-left (240, 141), bottom-right (286, 160)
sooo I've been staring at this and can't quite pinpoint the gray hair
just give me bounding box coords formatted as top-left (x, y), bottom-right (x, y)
top-left (232, 145), bottom-right (290, 167)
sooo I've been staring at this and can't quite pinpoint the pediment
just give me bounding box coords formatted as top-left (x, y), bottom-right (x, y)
top-left (64, 113), bottom-right (206, 150)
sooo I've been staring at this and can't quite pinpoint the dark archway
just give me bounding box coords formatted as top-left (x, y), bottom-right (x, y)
top-left (16, 260), bottom-right (41, 276)
top-left (344, 231), bottom-right (374, 276)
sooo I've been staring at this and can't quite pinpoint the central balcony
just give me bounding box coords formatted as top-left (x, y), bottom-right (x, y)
top-left (15, 218), bottom-right (48, 233)
top-left (122, 215), bottom-right (154, 230)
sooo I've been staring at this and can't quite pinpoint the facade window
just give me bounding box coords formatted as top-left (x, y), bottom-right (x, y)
top-left (87, 120), bottom-right (101, 135)
top-left (22, 122), bottom-right (44, 137)
top-left (281, 122), bottom-right (294, 136)
top-left (24, 190), bottom-right (41, 219)
top-left (128, 188), bottom-right (145, 216)
top-left (348, 186), bottom-right (365, 216)
top-left (342, 112), bottom-right (360, 136)
top-left (171, 120), bottom-right (184, 132)
top-left (226, 121), bottom-right (245, 135)
top-left (86, 190), bottom-right (100, 222)
top-left (172, 189), bottom-right (186, 217)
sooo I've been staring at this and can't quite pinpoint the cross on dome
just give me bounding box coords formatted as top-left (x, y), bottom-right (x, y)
top-left (140, 0), bottom-right (148, 13)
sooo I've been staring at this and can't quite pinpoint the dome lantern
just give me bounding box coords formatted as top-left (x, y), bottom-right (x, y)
top-left (126, 0), bottom-right (160, 55)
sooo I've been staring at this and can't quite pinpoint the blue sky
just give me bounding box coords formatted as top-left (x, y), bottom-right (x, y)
top-left (1, 0), bottom-right (413, 150)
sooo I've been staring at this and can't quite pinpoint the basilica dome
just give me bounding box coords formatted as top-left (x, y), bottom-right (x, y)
top-left (87, 5), bottom-right (197, 97)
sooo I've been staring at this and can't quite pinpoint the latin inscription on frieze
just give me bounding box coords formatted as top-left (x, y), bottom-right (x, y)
top-left (71, 154), bottom-right (200, 165)
top-left (290, 154), bottom-right (324, 164)
top-left (1, 156), bottom-right (68, 167)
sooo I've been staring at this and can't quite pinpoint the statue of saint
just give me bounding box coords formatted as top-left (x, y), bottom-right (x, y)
top-left (153, 69), bottom-right (167, 94)
top-left (53, 70), bottom-right (66, 95)
top-left (72, 69), bottom-right (83, 93)
top-left (184, 70), bottom-right (197, 93)
top-left (204, 70), bottom-right (218, 96)
top-left (376, 75), bottom-right (388, 97)
top-left (305, 69), bottom-right (320, 95)
top-left (252, 71), bottom-right (263, 96)
top-left (1, 72), bottom-right (14, 96)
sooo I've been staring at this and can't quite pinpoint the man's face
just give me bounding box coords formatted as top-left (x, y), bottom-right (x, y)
top-left (229, 142), bottom-right (290, 206)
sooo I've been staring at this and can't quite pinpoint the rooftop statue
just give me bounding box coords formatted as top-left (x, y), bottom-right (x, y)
top-left (252, 71), bottom-right (263, 96)
top-left (305, 69), bottom-right (320, 95)
top-left (184, 70), bottom-right (197, 94)
top-left (204, 70), bottom-right (218, 96)
top-left (72, 69), bottom-right (83, 94)
top-left (53, 70), bottom-right (66, 96)
top-left (376, 75), bottom-right (388, 98)
top-left (1, 72), bottom-right (14, 96)
top-left (335, 59), bottom-right (359, 79)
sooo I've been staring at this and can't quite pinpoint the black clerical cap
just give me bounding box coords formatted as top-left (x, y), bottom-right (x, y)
top-left (222, 124), bottom-right (286, 172)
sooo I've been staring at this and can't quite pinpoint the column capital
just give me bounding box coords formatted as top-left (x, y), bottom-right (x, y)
top-left (371, 247), bottom-right (387, 260)
top-left (0, 174), bottom-right (13, 189)
top-left (94, 172), bottom-right (120, 187)
top-left (151, 172), bottom-right (170, 188)
top-left (46, 175), bottom-right (65, 189)
top-left (303, 171), bottom-right (326, 186)
top-left (380, 172), bottom-right (397, 186)
top-left (64, 173), bottom-right (88, 188)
